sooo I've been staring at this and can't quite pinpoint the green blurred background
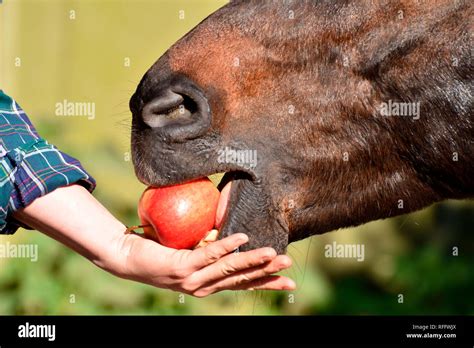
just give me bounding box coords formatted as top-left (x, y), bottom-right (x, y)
top-left (0, 0), bottom-right (473, 315)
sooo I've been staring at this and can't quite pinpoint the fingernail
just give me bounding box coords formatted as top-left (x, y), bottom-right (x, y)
top-left (284, 280), bottom-right (296, 290)
top-left (280, 257), bottom-right (292, 268)
top-left (236, 234), bottom-right (248, 243)
top-left (262, 250), bottom-right (276, 262)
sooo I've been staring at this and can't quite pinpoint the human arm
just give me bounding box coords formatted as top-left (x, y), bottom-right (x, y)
top-left (13, 184), bottom-right (296, 297)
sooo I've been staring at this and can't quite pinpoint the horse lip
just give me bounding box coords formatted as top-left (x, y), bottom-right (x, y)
top-left (215, 170), bottom-right (252, 229)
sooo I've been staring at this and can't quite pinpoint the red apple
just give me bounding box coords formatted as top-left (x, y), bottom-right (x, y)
top-left (138, 178), bottom-right (220, 249)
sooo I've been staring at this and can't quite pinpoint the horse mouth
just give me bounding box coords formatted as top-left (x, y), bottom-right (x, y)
top-left (214, 171), bottom-right (253, 233)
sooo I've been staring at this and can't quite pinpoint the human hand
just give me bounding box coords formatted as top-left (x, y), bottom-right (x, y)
top-left (14, 184), bottom-right (296, 297)
top-left (109, 231), bottom-right (295, 297)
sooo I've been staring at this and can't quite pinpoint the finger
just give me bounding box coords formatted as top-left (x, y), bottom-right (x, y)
top-left (194, 275), bottom-right (296, 297)
top-left (191, 254), bottom-right (291, 290)
top-left (186, 233), bottom-right (249, 270)
top-left (190, 247), bottom-right (280, 284)
top-left (234, 275), bottom-right (296, 291)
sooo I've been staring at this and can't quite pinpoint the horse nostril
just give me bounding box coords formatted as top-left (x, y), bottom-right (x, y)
top-left (142, 90), bottom-right (198, 128)
top-left (140, 86), bottom-right (211, 142)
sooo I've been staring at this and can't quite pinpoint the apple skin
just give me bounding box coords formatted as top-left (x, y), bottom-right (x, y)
top-left (138, 178), bottom-right (220, 249)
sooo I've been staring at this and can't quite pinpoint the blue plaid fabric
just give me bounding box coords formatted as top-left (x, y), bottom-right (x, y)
top-left (0, 90), bottom-right (96, 234)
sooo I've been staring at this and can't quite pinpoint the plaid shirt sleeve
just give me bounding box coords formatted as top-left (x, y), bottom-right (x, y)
top-left (0, 90), bottom-right (96, 234)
